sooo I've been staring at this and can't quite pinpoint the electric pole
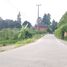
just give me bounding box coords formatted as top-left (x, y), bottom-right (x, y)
top-left (36, 4), bottom-right (41, 30)
top-left (36, 4), bottom-right (41, 18)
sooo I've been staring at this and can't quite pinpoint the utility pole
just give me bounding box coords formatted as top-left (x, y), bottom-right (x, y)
top-left (36, 4), bottom-right (41, 18)
top-left (36, 4), bottom-right (41, 30)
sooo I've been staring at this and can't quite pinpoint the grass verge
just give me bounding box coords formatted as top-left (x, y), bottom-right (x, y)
top-left (16, 34), bottom-right (45, 47)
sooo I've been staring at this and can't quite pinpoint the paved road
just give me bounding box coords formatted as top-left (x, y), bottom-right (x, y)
top-left (0, 34), bottom-right (67, 67)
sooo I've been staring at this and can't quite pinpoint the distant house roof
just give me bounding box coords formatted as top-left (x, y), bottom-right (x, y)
top-left (35, 24), bottom-right (48, 27)
top-left (35, 24), bottom-right (48, 31)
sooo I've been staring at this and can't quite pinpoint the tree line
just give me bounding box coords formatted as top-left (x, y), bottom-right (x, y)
top-left (0, 12), bottom-right (57, 32)
top-left (36, 13), bottom-right (57, 32)
top-left (0, 12), bottom-right (21, 29)
top-left (0, 18), bottom-right (21, 29)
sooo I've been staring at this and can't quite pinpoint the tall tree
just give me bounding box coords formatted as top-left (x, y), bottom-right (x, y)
top-left (51, 19), bottom-right (57, 32)
top-left (42, 13), bottom-right (51, 26)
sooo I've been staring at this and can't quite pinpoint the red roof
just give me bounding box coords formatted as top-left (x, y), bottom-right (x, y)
top-left (34, 25), bottom-right (48, 31)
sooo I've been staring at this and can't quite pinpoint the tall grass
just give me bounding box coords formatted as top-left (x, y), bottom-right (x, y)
top-left (0, 28), bottom-right (46, 47)
top-left (0, 28), bottom-right (20, 46)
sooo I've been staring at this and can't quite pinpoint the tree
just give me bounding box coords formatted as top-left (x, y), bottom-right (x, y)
top-left (55, 12), bottom-right (67, 40)
top-left (22, 21), bottom-right (32, 28)
top-left (58, 12), bottom-right (67, 27)
top-left (42, 13), bottom-right (51, 26)
top-left (0, 14), bottom-right (22, 29)
top-left (51, 19), bottom-right (57, 32)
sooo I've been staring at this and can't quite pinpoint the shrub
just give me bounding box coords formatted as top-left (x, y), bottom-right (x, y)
top-left (18, 29), bottom-right (32, 39)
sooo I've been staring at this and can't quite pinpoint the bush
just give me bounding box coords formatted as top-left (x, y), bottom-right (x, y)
top-left (18, 29), bottom-right (32, 39)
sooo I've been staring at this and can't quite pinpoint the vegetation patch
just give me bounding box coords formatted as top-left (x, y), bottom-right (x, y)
top-left (55, 12), bottom-right (67, 40)
top-left (0, 28), bottom-right (19, 46)
top-left (16, 34), bottom-right (44, 47)
top-left (0, 27), bottom-right (46, 47)
top-left (55, 24), bottom-right (67, 39)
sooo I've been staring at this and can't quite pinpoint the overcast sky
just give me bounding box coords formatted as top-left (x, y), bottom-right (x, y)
top-left (0, 0), bottom-right (67, 25)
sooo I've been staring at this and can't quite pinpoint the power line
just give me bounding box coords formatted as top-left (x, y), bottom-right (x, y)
top-left (5, 0), bottom-right (19, 12)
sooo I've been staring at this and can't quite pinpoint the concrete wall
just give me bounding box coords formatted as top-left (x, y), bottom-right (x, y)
top-left (64, 32), bottom-right (67, 37)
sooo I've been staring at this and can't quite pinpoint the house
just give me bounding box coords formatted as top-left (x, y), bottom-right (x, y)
top-left (35, 17), bottom-right (48, 31)
top-left (35, 25), bottom-right (48, 31)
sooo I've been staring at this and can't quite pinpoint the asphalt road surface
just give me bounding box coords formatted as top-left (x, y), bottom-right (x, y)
top-left (0, 34), bottom-right (67, 67)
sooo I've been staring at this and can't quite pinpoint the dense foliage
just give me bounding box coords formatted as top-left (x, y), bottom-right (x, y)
top-left (0, 28), bottom-right (19, 45)
top-left (58, 12), bottom-right (67, 27)
top-left (22, 21), bottom-right (32, 28)
top-left (51, 20), bottom-right (57, 32)
top-left (55, 26), bottom-right (63, 39)
top-left (18, 28), bottom-right (33, 39)
top-left (0, 19), bottom-right (21, 29)
top-left (42, 13), bottom-right (51, 25)
top-left (55, 12), bottom-right (67, 40)
top-left (0, 12), bottom-right (21, 29)
top-left (0, 27), bottom-right (46, 46)
top-left (0, 28), bottom-right (19, 40)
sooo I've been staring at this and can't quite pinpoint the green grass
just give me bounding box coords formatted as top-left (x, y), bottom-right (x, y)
top-left (0, 28), bottom-right (20, 46)
top-left (0, 28), bottom-right (46, 47)
top-left (0, 40), bottom-right (18, 47)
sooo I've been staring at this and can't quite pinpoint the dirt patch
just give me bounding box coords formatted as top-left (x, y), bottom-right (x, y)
top-left (0, 45), bottom-right (15, 52)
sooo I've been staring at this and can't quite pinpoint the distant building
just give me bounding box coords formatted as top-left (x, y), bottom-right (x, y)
top-left (35, 17), bottom-right (48, 31)
top-left (35, 25), bottom-right (48, 31)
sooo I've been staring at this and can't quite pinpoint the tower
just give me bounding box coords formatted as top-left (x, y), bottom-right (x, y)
top-left (17, 12), bottom-right (21, 24)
